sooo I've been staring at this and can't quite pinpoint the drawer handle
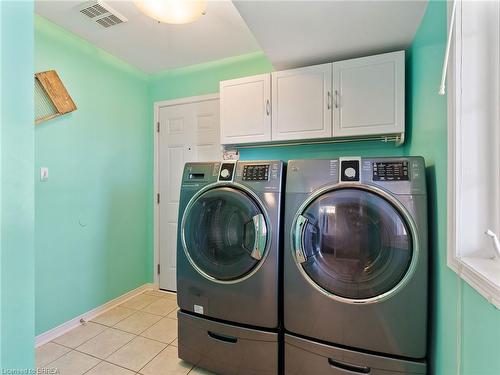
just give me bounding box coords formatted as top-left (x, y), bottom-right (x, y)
top-left (207, 331), bottom-right (238, 344)
top-left (328, 358), bottom-right (370, 373)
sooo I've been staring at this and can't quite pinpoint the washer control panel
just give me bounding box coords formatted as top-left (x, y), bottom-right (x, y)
top-left (243, 164), bottom-right (269, 181)
top-left (218, 162), bottom-right (235, 182)
top-left (373, 161), bottom-right (409, 181)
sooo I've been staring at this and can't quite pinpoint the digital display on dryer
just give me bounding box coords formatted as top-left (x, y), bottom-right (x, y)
top-left (373, 162), bottom-right (409, 181)
top-left (243, 165), bottom-right (269, 181)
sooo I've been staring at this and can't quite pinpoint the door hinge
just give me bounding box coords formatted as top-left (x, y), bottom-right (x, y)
top-left (157, 193), bottom-right (160, 204)
top-left (157, 264), bottom-right (161, 274)
top-left (157, 122), bottom-right (160, 132)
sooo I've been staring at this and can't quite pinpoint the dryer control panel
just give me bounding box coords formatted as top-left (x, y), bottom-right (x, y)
top-left (373, 161), bottom-right (409, 181)
top-left (287, 157), bottom-right (426, 195)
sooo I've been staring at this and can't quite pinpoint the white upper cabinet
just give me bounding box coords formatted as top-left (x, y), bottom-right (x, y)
top-left (220, 74), bottom-right (271, 144)
top-left (271, 63), bottom-right (333, 141)
top-left (219, 51), bottom-right (405, 146)
top-left (333, 51), bottom-right (405, 138)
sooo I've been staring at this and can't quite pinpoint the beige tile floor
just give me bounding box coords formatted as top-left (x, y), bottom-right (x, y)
top-left (36, 290), bottom-right (216, 375)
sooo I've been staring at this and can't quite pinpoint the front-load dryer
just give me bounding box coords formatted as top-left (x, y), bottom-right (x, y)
top-left (284, 157), bottom-right (428, 374)
top-left (177, 160), bottom-right (283, 375)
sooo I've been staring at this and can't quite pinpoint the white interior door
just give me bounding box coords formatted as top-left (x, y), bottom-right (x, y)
top-left (158, 98), bottom-right (220, 291)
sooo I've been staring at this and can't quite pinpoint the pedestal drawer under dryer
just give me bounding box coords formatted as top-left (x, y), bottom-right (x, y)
top-left (178, 311), bottom-right (278, 375)
top-left (285, 334), bottom-right (426, 375)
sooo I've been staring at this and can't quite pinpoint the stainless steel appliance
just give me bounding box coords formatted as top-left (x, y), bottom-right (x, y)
top-left (177, 160), bottom-right (283, 375)
top-left (284, 157), bottom-right (428, 374)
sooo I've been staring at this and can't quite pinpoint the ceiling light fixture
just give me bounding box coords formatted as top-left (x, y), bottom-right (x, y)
top-left (134, 0), bottom-right (206, 25)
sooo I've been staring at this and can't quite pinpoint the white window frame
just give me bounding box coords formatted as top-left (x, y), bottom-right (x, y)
top-left (447, 0), bottom-right (500, 308)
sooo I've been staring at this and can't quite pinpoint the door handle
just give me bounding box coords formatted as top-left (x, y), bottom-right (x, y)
top-left (327, 91), bottom-right (331, 110)
top-left (334, 90), bottom-right (339, 108)
top-left (328, 358), bottom-right (370, 374)
top-left (207, 331), bottom-right (238, 344)
top-left (293, 215), bottom-right (308, 263)
top-left (250, 213), bottom-right (267, 260)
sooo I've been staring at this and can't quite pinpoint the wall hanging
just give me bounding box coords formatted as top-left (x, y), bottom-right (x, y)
top-left (35, 70), bottom-right (77, 124)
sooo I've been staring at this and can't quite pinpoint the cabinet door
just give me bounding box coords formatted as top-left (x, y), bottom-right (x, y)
top-left (220, 74), bottom-right (271, 145)
top-left (333, 51), bottom-right (405, 138)
top-left (271, 63), bottom-right (332, 141)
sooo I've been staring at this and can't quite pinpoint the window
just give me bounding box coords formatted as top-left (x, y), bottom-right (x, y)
top-left (448, 0), bottom-right (500, 307)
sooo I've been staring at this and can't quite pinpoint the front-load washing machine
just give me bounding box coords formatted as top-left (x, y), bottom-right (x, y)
top-left (284, 157), bottom-right (428, 374)
top-left (177, 160), bottom-right (283, 375)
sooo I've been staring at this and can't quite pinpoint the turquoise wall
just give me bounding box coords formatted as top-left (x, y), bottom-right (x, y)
top-left (32, 3), bottom-right (500, 374)
top-left (149, 52), bottom-right (274, 103)
top-left (34, 16), bottom-right (151, 335)
top-left (405, 1), bottom-right (454, 372)
top-left (407, 1), bottom-right (500, 374)
top-left (0, 0), bottom-right (35, 369)
top-left (148, 2), bottom-right (500, 374)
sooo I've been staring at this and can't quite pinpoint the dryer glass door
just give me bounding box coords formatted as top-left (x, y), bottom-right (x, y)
top-left (297, 188), bottom-right (412, 300)
top-left (183, 187), bottom-right (267, 281)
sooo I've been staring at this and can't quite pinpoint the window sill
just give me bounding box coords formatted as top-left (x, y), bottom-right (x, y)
top-left (449, 255), bottom-right (500, 309)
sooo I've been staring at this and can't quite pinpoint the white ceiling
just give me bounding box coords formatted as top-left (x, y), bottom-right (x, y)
top-left (35, 1), bottom-right (428, 74)
top-left (233, 0), bottom-right (428, 70)
top-left (35, 0), bottom-right (262, 73)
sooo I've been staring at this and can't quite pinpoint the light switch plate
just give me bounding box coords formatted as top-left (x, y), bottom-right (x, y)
top-left (40, 167), bottom-right (49, 182)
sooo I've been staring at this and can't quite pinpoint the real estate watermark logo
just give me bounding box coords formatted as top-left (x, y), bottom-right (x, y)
top-left (2, 369), bottom-right (58, 374)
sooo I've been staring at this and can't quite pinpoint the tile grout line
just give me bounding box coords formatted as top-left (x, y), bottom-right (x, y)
top-left (81, 355), bottom-right (147, 375)
top-left (42, 321), bottom-right (110, 366)
top-left (80, 357), bottom-right (105, 375)
top-left (72, 330), bottom-right (176, 357)
top-left (39, 293), bottom-right (180, 373)
top-left (35, 343), bottom-right (72, 370)
top-left (136, 342), bottom-right (190, 375)
top-left (121, 293), bottom-right (164, 311)
top-left (72, 332), bottom-right (177, 372)
top-left (79, 314), bottom-right (178, 345)
top-left (41, 309), bottom-right (136, 367)
top-left (73, 330), bottom-right (137, 362)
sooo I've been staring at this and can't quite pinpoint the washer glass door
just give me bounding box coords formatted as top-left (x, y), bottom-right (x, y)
top-left (183, 187), bottom-right (267, 281)
top-left (295, 188), bottom-right (413, 300)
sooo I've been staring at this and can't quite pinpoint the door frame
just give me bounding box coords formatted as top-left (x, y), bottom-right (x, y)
top-left (153, 93), bottom-right (220, 289)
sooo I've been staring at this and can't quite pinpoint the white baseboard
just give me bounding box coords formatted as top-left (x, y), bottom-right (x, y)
top-left (36, 283), bottom-right (156, 347)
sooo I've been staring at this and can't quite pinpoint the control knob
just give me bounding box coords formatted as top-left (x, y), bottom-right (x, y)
top-left (344, 167), bottom-right (356, 178)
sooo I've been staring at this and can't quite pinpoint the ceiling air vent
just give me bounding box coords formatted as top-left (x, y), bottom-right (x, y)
top-left (78, 1), bottom-right (128, 28)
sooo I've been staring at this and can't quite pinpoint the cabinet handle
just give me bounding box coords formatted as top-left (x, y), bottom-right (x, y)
top-left (334, 90), bottom-right (339, 109)
top-left (265, 99), bottom-right (270, 116)
top-left (327, 91), bottom-right (331, 110)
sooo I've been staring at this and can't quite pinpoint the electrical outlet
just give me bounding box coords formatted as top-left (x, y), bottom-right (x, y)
top-left (40, 167), bottom-right (49, 182)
